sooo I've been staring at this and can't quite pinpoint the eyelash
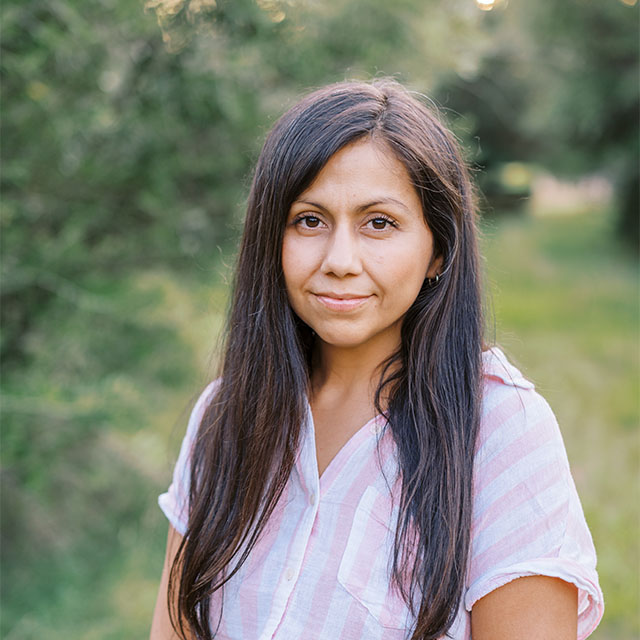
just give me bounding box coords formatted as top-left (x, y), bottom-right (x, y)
top-left (293, 214), bottom-right (323, 228)
top-left (292, 214), bottom-right (398, 230)
top-left (367, 214), bottom-right (397, 230)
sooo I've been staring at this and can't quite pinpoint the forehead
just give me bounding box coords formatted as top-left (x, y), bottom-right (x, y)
top-left (296, 139), bottom-right (418, 203)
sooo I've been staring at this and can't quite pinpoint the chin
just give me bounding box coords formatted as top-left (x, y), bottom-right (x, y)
top-left (314, 330), bottom-right (372, 350)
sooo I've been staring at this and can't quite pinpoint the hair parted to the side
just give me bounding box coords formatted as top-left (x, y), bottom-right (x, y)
top-left (169, 79), bottom-right (484, 640)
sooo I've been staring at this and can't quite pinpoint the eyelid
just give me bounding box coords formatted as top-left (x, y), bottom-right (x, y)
top-left (291, 213), bottom-right (326, 229)
top-left (364, 213), bottom-right (398, 228)
top-left (289, 211), bottom-right (398, 229)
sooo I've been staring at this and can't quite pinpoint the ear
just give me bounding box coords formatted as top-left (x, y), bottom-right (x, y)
top-left (426, 253), bottom-right (443, 279)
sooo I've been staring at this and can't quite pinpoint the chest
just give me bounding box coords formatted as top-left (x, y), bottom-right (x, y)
top-left (311, 401), bottom-right (379, 477)
top-left (201, 437), bottom-right (470, 640)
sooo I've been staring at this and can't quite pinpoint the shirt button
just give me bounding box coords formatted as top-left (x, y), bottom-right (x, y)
top-left (309, 493), bottom-right (316, 506)
top-left (370, 421), bottom-right (383, 435)
top-left (285, 568), bottom-right (295, 581)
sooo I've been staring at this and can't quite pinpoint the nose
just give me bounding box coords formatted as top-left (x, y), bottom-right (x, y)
top-left (320, 224), bottom-right (363, 277)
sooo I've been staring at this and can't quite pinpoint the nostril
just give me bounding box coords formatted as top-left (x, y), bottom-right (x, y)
top-left (321, 234), bottom-right (362, 277)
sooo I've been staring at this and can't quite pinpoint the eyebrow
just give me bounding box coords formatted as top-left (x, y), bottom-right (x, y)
top-left (292, 197), bottom-right (412, 215)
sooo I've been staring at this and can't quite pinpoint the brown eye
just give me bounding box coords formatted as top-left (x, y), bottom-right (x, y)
top-left (370, 217), bottom-right (390, 230)
top-left (304, 216), bottom-right (320, 228)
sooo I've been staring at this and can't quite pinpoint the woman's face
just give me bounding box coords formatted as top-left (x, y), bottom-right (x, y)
top-left (282, 139), bottom-right (439, 355)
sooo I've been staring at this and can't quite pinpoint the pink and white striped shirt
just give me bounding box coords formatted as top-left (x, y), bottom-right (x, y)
top-left (159, 347), bottom-right (604, 639)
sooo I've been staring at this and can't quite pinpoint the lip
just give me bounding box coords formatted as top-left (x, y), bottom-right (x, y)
top-left (313, 293), bottom-right (371, 312)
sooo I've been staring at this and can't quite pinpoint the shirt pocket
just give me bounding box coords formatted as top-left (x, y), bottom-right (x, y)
top-left (337, 485), bottom-right (413, 632)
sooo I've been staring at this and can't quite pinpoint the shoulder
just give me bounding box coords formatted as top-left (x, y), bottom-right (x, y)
top-left (478, 347), bottom-right (563, 467)
top-left (475, 346), bottom-right (571, 523)
top-left (475, 348), bottom-right (570, 526)
top-left (182, 378), bottom-right (222, 449)
top-left (171, 378), bottom-right (222, 475)
top-left (469, 348), bottom-right (604, 635)
top-left (482, 346), bottom-right (536, 391)
top-left (189, 378), bottom-right (221, 429)
top-left (157, 378), bottom-right (221, 535)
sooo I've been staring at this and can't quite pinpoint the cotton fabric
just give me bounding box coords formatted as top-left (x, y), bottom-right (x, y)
top-left (158, 347), bottom-right (604, 639)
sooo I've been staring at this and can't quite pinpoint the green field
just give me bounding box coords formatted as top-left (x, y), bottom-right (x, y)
top-left (2, 207), bottom-right (638, 638)
top-left (481, 209), bottom-right (639, 639)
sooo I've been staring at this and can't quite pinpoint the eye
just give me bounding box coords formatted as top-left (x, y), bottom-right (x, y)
top-left (367, 215), bottom-right (396, 231)
top-left (304, 216), bottom-right (321, 228)
top-left (294, 214), bottom-right (323, 229)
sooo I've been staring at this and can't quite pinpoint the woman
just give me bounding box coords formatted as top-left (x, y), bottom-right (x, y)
top-left (151, 79), bottom-right (603, 639)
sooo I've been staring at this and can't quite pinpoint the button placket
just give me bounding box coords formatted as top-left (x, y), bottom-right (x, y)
top-left (261, 487), bottom-right (318, 640)
top-left (260, 407), bottom-right (321, 640)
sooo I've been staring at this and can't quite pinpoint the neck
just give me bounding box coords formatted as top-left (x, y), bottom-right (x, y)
top-left (310, 329), bottom-right (401, 402)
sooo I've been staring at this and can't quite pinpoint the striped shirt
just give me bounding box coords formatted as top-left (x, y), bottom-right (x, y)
top-left (159, 347), bottom-right (603, 639)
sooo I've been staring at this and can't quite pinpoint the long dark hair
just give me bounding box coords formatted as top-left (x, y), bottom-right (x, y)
top-left (169, 79), bottom-right (483, 640)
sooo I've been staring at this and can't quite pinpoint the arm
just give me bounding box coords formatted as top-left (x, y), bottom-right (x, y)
top-left (150, 525), bottom-right (190, 640)
top-left (471, 575), bottom-right (578, 639)
top-left (152, 383), bottom-right (221, 639)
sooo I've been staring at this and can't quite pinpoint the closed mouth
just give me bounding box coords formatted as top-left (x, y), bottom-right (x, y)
top-left (314, 292), bottom-right (370, 300)
top-left (313, 293), bottom-right (371, 311)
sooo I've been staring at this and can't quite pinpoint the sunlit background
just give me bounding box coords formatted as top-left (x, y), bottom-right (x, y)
top-left (2, 0), bottom-right (638, 637)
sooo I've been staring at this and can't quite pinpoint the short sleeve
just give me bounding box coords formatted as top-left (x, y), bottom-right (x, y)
top-left (467, 353), bottom-right (604, 638)
top-left (158, 380), bottom-right (220, 535)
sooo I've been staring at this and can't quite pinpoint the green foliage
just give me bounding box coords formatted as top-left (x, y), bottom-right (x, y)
top-left (437, 0), bottom-right (639, 243)
top-left (519, 0), bottom-right (639, 248)
top-left (1, 263), bottom-right (226, 638)
top-left (2, 0), bottom-right (493, 366)
top-left (1, 1), bottom-right (236, 366)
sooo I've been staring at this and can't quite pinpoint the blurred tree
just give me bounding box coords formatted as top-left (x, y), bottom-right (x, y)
top-left (2, 1), bottom-right (241, 368)
top-left (436, 0), bottom-right (639, 243)
top-left (2, 0), bottom-right (493, 368)
top-left (521, 0), bottom-right (639, 248)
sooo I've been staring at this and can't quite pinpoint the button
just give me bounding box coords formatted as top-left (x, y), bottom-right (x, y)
top-left (285, 568), bottom-right (295, 581)
top-left (309, 493), bottom-right (316, 506)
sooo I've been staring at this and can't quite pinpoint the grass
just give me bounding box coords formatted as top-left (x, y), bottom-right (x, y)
top-left (1, 207), bottom-right (637, 638)
top-left (481, 209), bottom-right (639, 638)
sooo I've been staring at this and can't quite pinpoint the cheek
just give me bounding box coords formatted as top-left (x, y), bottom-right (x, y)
top-left (379, 240), bottom-right (432, 287)
top-left (281, 237), bottom-right (300, 285)
top-left (282, 236), bottom-right (314, 292)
